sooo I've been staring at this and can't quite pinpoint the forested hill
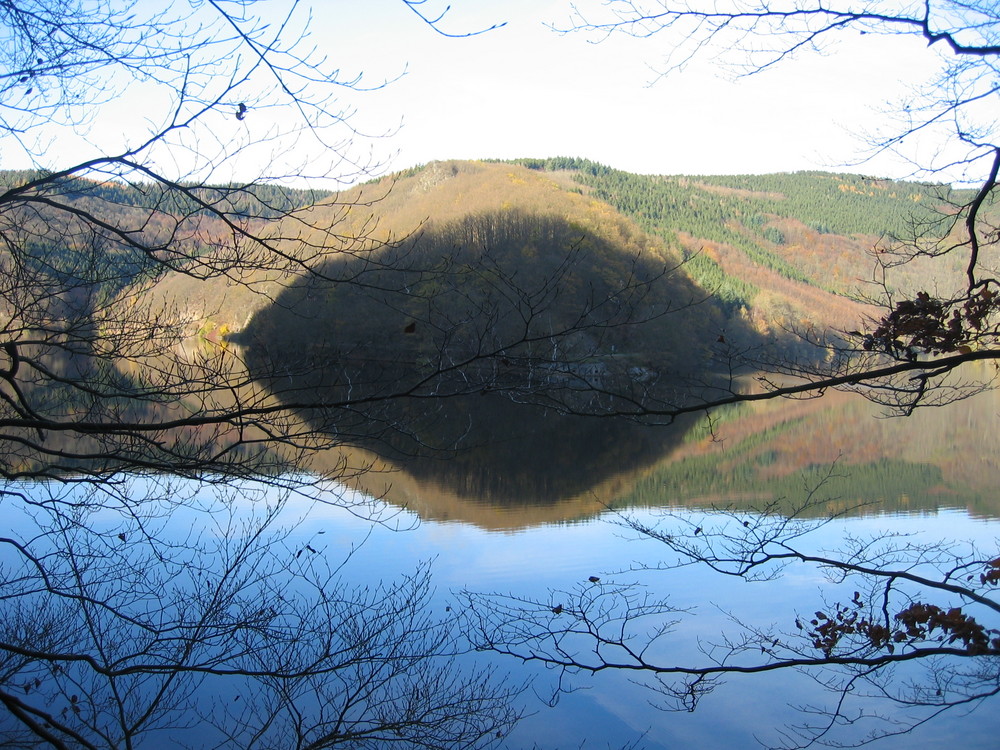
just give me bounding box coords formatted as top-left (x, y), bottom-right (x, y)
top-left (1, 160), bottom-right (966, 349)
top-left (0, 170), bottom-right (331, 218)
top-left (500, 157), bottom-right (969, 334)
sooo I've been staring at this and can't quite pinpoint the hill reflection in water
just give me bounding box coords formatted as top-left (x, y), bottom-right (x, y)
top-left (239, 359), bottom-right (1000, 529)
top-left (232, 201), bottom-right (1000, 527)
top-left (295, 392), bottom-right (698, 530)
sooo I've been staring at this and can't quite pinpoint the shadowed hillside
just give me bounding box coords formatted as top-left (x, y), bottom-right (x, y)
top-left (505, 158), bottom-right (985, 342)
top-left (237, 191), bottom-right (734, 502)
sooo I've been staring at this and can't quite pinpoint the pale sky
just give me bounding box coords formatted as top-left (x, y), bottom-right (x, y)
top-left (319, 0), bottom-right (949, 181)
top-left (1, 0), bottom-right (956, 185)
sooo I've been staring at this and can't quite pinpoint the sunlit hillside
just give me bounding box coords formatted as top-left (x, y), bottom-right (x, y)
top-left (3, 160), bottom-right (973, 356)
top-left (504, 158), bottom-right (978, 335)
top-left (133, 159), bottom-right (976, 360)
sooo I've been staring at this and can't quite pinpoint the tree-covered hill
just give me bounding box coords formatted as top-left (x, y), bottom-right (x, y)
top-left (3, 159), bottom-right (969, 361)
top-left (145, 160), bottom-right (731, 353)
top-left (503, 158), bottom-right (974, 336)
top-left (234, 162), bottom-right (742, 457)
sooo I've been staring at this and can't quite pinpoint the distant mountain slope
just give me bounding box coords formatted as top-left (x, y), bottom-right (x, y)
top-left (0, 169), bottom-right (334, 316)
top-left (4, 160), bottom-right (968, 355)
top-left (150, 160), bottom-right (736, 353)
top-left (504, 158), bottom-right (972, 335)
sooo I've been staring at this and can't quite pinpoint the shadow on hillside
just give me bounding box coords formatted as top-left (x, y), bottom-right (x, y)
top-left (238, 209), bottom-right (760, 506)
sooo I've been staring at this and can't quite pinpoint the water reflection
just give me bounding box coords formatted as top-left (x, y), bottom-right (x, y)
top-left (0, 478), bottom-right (522, 748)
top-left (246, 495), bottom-right (1000, 750)
top-left (81, 330), bottom-right (1000, 526)
top-left (271, 378), bottom-right (1000, 526)
top-left (290, 391), bottom-right (698, 527)
top-left (8, 400), bottom-right (1000, 749)
top-left (8, 472), bottom-right (996, 750)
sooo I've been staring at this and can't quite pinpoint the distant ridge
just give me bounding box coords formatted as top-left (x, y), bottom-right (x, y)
top-left (2, 160), bottom-right (969, 350)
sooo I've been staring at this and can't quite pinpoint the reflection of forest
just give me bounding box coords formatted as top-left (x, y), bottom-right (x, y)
top-left (299, 398), bottom-right (697, 530)
top-left (43, 342), bottom-right (989, 531)
top-left (281, 375), bottom-right (1000, 529)
top-left (316, 384), bottom-right (1000, 529)
top-left (619, 380), bottom-right (1000, 521)
top-left (27, 337), bottom-right (1000, 528)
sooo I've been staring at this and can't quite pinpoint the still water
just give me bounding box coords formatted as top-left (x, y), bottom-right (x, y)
top-left (6, 380), bottom-right (1000, 749)
top-left (278, 377), bottom-right (1000, 749)
top-left (289, 498), bottom-right (1000, 750)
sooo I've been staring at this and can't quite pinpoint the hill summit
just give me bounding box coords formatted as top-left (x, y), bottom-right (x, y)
top-left (143, 159), bottom-right (964, 366)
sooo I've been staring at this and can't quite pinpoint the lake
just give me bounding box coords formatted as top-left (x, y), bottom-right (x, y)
top-left (300, 375), bottom-right (1000, 749)
top-left (4, 379), bottom-right (1000, 749)
top-left (303, 500), bottom-right (1000, 750)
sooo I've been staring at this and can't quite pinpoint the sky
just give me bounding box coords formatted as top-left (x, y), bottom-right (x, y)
top-left (316, 0), bottom-right (949, 182)
top-left (0, 0), bottom-right (957, 185)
